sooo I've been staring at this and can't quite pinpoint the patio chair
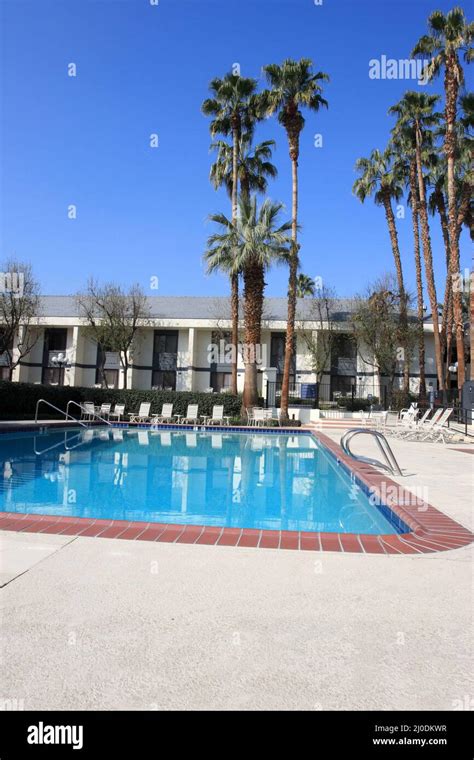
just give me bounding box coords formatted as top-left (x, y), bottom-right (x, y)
top-left (263, 408), bottom-right (281, 426)
top-left (399, 402), bottom-right (418, 421)
top-left (419, 408), bottom-right (456, 443)
top-left (392, 408), bottom-right (432, 438)
top-left (109, 403), bottom-right (125, 422)
top-left (202, 405), bottom-right (230, 426)
top-left (80, 402), bottom-right (96, 421)
top-left (151, 403), bottom-right (174, 424)
top-left (372, 411), bottom-right (389, 431)
top-left (99, 403), bottom-right (111, 420)
top-left (387, 406), bottom-right (423, 436)
top-left (251, 408), bottom-right (265, 427)
top-left (178, 404), bottom-right (200, 425)
top-left (128, 402), bottom-right (151, 423)
top-left (400, 408), bottom-right (446, 441)
top-left (357, 409), bottom-right (373, 426)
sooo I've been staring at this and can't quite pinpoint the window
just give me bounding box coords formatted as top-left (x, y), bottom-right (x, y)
top-left (270, 333), bottom-right (295, 385)
top-left (152, 331), bottom-right (178, 390)
top-left (0, 328), bottom-right (12, 379)
top-left (209, 330), bottom-right (231, 391)
top-left (95, 346), bottom-right (119, 387)
top-left (210, 371), bottom-right (232, 393)
top-left (331, 333), bottom-right (357, 376)
top-left (42, 329), bottom-right (67, 385)
top-left (330, 375), bottom-right (355, 399)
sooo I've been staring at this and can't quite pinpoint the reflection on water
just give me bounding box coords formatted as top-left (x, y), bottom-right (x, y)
top-left (0, 428), bottom-right (399, 534)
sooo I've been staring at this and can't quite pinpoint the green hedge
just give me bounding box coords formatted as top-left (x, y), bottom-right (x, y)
top-left (0, 381), bottom-right (242, 421)
top-left (335, 396), bottom-right (379, 412)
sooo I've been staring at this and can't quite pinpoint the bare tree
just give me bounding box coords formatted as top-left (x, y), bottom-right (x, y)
top-left (0, 259), bottom-right (41, 377)
top-left (297, 285), bottom-right (338, 384)
top-left (352, 274), bottom-right (416, 402)
top-left (76, 280), bottom-right (151, 389)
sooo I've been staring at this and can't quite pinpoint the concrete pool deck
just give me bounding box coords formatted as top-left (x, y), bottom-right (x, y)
top-left (0, 434), bottom-right (472, 710)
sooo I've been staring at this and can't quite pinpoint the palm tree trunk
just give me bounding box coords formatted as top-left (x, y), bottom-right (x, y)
top-left (382, 193), bottom-right (410, 394)
top-left (437, 192), bottom-right (451, 357)
top-left (230, 124), bottom-right (239, 395)
top-left (280, 153), bottom-right (299, 421)
top-left (409, 164), bottom-right (426, 398)
top-left (415, 126), bottom-right (445, 390)
top-left (444, 60), bottom-right (465, 388)
top-left (242, 260), bottom-right (264, 412)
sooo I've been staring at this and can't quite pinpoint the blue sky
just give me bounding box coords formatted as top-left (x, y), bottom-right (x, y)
top-left (0, 0), bottom-right (471, 301)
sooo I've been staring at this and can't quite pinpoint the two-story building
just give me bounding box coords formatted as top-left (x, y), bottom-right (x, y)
top-left (2, 295), bottom-right (443, 404)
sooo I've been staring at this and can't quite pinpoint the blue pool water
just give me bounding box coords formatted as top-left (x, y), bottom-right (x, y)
top-left (0, 427), bottom-right (405, 535)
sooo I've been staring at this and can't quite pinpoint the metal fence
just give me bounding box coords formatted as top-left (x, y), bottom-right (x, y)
top-left (265, 381), bottom-right (389, 410)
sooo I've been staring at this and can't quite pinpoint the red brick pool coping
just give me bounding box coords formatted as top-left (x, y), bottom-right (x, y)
top-left (0, 430), bottom-right (472, 555)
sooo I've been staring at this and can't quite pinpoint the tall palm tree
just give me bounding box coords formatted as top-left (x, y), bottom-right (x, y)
top-left (353, 148), bottom-right (411, 393)
top-left (413, 6), bottom-right (473, 387)
top-left (391, 130), bottom-right (427, 398)
top-left (202, 73), bottom-right (260, 394)
top-left (388, 92), bottom-right (445, 390)
top-left (296, 273), bottom-right (316, 298)
top-left (263, 58), bottom-right (329, 420)
top-left (426, 154), bottom-right (455, 382)
top-left (204, 196), bottom-right (291, 410)
top-left (210, 134), bottom-right (277, 201)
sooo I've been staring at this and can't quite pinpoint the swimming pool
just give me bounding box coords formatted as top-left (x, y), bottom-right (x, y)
top-left (0, 426), bottom-right (406, 535)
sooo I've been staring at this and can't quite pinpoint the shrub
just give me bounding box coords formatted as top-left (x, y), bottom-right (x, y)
top-left (335, 396), bottom-right (378, 412)
top-left (0, 381), bottom-right (242, 421)
top-left (389, 389), bottom-right (419, 412)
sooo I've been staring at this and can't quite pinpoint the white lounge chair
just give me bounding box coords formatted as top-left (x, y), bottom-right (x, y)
top-left (128, 402), bottom-right (151, 423)
top-left (420, 408), bottom-right (456, 443)
top-left (202, 405), bottom-right (231, 426)
top-left (393, 408), bottom-right (432, 438)
top-left (401, 408), bottom-right (446, 441)
top-left (399, 403), bottom-right (418, 421)
top-left (177, 404), bottom-right (200, 425)
top-left (109, 404), bottom-right (125, 422)
top-left (151, 403), bottom-right (174, 423)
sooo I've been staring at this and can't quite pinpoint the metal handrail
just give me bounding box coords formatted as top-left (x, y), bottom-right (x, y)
top-left (35, 399), bottom-right (88, 428)
top-left (66, 400), bottom-right (112, 426)
top-left (340, 428), bottom-right (403, 476)
top-left (33, 430), bottom-right (84, 456)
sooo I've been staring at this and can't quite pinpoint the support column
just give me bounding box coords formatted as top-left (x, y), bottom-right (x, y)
top-left (66, 326), bottom-right (79, 387)
top-left (187, 327), bottom-right (196, 392)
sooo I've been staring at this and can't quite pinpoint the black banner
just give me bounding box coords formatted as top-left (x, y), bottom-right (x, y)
top-left (0, 711), bottom-right (472, 757)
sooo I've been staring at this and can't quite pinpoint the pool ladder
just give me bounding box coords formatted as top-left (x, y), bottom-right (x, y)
top-left (340, 429), bottom-right (403, 476)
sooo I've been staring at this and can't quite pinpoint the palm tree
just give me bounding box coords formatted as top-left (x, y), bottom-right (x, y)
top-left (210, 134), bottom-right (277, 201)
top-left (426, 154), bottom-right (455, 383)
top-left (413, 6), bottom-right (473, 387)
top-left (204, 196), bottom-right (291, 410)
top-left (296, 273), bottom-right (316, 298)
top-left (263, 58), bottom-right (329, 421)
top-left (353, 148), bottom-right (411, 393)
top-left (388, 92), bottom-right (445, 390)
top-left (202, 73), bottom-right (260, 394)
top-left (391, 130), bottom-right (427, 398)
